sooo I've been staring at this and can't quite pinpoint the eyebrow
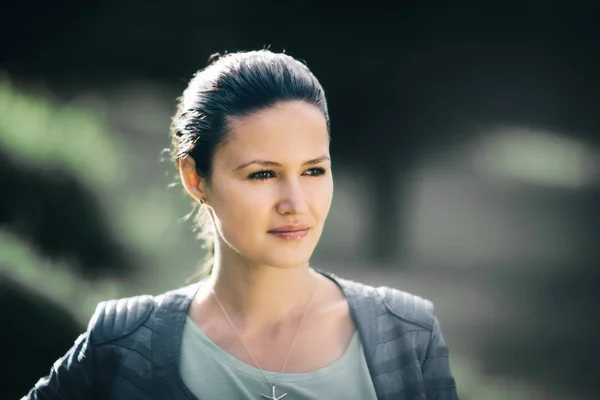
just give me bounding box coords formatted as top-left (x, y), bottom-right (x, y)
top-left (234, 156), bottom-right (331, 171)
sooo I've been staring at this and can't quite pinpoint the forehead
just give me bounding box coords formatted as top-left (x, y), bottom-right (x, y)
top-left (217, 101), bottom-right (330, 164)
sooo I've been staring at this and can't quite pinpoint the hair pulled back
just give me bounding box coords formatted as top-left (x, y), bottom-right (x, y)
top-left (169, 50), bottom-right (330, 276)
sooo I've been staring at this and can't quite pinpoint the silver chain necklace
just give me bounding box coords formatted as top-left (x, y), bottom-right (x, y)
top-left (211, 281), bottom-right (318, 400)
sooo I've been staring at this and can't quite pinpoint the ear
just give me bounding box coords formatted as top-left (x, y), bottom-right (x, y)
top-left (179, 156), bottom-right (208, 204)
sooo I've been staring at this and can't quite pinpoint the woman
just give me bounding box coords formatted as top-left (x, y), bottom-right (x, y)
top-left (24, 50), bottom-right (459, 399)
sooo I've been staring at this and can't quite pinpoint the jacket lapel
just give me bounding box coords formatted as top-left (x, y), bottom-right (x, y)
top-left (322, 272), bottom-right (388, 399)
top-left (150, 283), bottom-right (201, 400)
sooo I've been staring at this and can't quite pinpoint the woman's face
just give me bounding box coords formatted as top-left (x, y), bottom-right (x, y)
top-left (203, 101), bottom-right (333, 269)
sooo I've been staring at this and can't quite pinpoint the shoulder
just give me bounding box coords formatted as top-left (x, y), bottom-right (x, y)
top-left (87, 283), bottom-right (197, 345)
top-left (377, 283), bottom-right (435, 330)
top-left (329, 273), bottom-right (436, 331)
top-left (87, 293), bottom-right (157, 344)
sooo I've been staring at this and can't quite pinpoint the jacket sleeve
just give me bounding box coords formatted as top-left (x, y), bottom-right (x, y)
top-left (422, 316), bottom-right (460, 400)
top-left (22, 330), bottom-right (95, 399)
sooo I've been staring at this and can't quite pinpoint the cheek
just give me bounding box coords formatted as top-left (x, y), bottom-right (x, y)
top-left (211, 183), bottom-right (271, 241)
top-left (309, 177), bottom-right (334, 218)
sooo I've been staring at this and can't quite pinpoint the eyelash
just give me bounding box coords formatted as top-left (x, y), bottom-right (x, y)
top-left (248, 167), bottom-right (327, 181)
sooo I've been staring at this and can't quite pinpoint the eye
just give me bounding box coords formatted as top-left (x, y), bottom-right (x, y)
top-left (303, 167), bottom-right (327, 177)
top-left (248, 170), bottom-right (276, 180)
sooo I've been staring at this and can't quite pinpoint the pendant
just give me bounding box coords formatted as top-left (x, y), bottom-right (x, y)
top-left (261, 385), bottom-right (287, 400)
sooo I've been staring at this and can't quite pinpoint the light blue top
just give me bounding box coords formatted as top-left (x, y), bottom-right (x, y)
top-left (180, 316), bottom-right (378, 399)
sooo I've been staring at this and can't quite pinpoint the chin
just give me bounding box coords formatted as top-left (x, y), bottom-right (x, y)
top-left (261, 251), bottom-right (313, 270)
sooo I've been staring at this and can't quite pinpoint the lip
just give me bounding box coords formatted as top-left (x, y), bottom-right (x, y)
top-left (268, 224), bottom-right (310, 232)
top-left (268, 225), bottom-right (310, 239)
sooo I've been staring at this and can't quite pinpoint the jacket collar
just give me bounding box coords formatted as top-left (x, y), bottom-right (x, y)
top-left (149, 271), bottom-right (386, 399)
top-left (321, 271), bottom-right (384, 371)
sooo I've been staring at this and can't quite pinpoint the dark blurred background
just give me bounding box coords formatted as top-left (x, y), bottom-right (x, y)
top-left (1, 1), bottom-right (599, 399)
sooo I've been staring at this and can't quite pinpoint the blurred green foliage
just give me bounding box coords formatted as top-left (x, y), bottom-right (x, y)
top-left (0, 77), bottom-right (198, 321)
top-left (0, 78), bottom-right (127, 187)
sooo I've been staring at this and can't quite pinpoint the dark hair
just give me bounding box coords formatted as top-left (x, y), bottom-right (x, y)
top-left (170, 50), bottom-right (330, 277)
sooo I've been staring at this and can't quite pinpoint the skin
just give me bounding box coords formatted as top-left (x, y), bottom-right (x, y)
top-left (179, 101), bottom-right (355, 372)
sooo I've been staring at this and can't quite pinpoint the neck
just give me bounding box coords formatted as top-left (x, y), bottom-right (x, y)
top-left (207, 245), bottom-right (320, 330)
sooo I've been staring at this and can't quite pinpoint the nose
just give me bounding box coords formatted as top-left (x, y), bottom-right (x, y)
top-left (275, 178), bottom-right (308, 216)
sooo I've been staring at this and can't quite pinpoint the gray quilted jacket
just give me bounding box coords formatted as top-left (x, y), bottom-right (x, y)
top-left (24, 273), bottom-right (459, 399)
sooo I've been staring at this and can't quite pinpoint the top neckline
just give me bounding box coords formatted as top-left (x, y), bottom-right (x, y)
top-left (183, 315), bottom-right (360, 383)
